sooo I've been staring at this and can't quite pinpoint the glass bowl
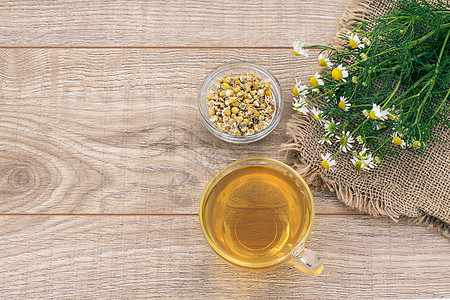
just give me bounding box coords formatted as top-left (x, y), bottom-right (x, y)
top-left (198, 62), bottom-right (283, 143)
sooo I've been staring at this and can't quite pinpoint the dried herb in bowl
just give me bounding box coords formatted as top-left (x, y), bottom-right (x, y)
top-left (206, 73), bottom-right (276, 136)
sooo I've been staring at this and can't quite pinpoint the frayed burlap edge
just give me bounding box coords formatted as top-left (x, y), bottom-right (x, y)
top-left (284, 114), bottom-right (450, 238)
top-left (333, 0), bottom-right (450, 238)
top-left (284, 113), bottom-right (403, 219)
top-left (330, 0), bottom-right (375, 47)
top-left (284, 0), bottom-right (450, 238)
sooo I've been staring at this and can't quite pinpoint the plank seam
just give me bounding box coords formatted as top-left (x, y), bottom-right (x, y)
top-left (0, 46), bottom-right (298, 50)
top-left (0, 213), bottom-right (369, 216)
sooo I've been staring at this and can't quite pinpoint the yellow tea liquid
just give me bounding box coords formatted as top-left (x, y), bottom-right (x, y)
top-left (202, 165), bottom-right (311, 268)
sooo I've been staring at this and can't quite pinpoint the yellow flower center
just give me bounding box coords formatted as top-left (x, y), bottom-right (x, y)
top-left (393, 136), bottom-right (402, 146)
top-left (339, 136), bottom-right (347, 146)
top-left (349, 39), bottom-right (358, 48)
top-left (321, 159), bottom-right (330, 169)
top-left (319, 58), bottom-right (327, 67)
top-left (293, 86), bottom-right (299, 96)
top-left (369, 110), bottom-right (379, 120)
top-left (338, 100), bottom-right (347, 110)
top-left (314, 114), bottom-right (321, 121)
top-left (310, 76), bottom-right (318, 87)
top-left (355, 161), bottom-right (364, 170)
top-left (293, 49), bottom-right (301, 56)
top-left (332, 68), bottom-right (343, 80)
top-left (413, 141), bottom-right (421, 148)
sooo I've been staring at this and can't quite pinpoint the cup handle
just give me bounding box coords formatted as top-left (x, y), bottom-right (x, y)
top-left (288, 244), bottom-right (323, 276)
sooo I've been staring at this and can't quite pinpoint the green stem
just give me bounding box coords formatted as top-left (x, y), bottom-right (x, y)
top-left (306, 45), bottom-right (356, 57)
top-left (349, 118), bottom-right (370, 139)
top-left (369, 24), bottom-right (449, 60)
top-left (306, 45), bottom-right (336, 52)
top-left (409, 29), bottom-right (439, 49)
top-left (413, 29), bottom-right (450, 125)
top-left (397, 93), bottom-right (421, 106)
top-left (356, 15), bottom-right (440, 30)
top-left (381, 66), bottom-right (405, 109)
top-left (403, 78), bottom-right (435, 119)
top-left (391, 69), bottom-right (433, 104)
top-left (363, 136), bottom-right (386, 141)
top-left (385, 15), bottom-right (438, 28)
top-left (427, 88), bottom-right (450, 124)
top-left (350, 104), bottom-right (374, 108)
top-left (372, 54), bottom-right (402, 70)
top-left (416, 124), bottom-right (422, 144)
top-left (300, 91), bottom-right (328, 106)
top-left (373, 138), bottom-right (390, 154)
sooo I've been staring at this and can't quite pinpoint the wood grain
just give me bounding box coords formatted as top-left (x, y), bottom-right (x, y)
top-left (0, 0), bottom-right (347, 47)
top-left (2, 1), bottom-right (447, 298)
top-left (0, 48), bottom-right (354, 214)
top-left (0, 215), bottom-right (448, 299)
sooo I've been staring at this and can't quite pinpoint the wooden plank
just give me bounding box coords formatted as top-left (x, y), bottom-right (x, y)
top-left (0, 215), bottom-right (448, 298)
top-left (0, 0), bottom-right (347, 47)
top-left (0, 48), bottom-right (352, 214)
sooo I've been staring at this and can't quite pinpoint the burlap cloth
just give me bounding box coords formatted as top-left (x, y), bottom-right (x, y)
top-left (284, 0), bottom-right (450, 238)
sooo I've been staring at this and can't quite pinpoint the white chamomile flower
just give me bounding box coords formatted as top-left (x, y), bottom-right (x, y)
top-left (318, 53), bottom-right (332, 68)
top-left (360, 53), bottom-right (368, 61)
top-left (312, 88), bottom-right (320, 94)
top-left (356, 135), bottom-right (364, 144)
top-left (373, 122), bottom-right (386, 131)
top-left (365, 158), bottom-right (376, 169)
top-left (336, 131), bottom-right (355, 153)
top-left (351, 157), bottom-right (364, 170)
top-left (332, 64), bottom-right (349, 81)
top-left (324, 118), bottom-right (340, 134)
top-left (293, 97), bottom-right (309, 115)
top-left (392, 132), bottom-right (406, 148)
top-left (321, 153), bottom-right (336, 170)
top-left (351, 156), bottom-right (375, 171)
top-left (310, 106), bottom-right (324, 122)
top-left (292, 79), bottom-right (309, 97)
top-left (369, 103), bottom-right (389, 120)
top-left (362, 37), bottom-right (371, 46)
top-left (412, 140), bottom-right (421, 149)
top-left (338, 96), bottom-right (351, 111)
top-left (319, 134), bottom-right (333, 145)
top-left (309, 72), bottom-right (324, 87)
top-left (351, 145), bottom-right (376, 170)
top-left (357, 145), bottom-right (372, 161)
top-left (387, 107), bottom-right (401, 122)
top-left (347, 31), bottom-right (365, 49)
top-left (293, 41), bottom-right (309, 57)
top-left (325, 92), bottom-right (335, 102)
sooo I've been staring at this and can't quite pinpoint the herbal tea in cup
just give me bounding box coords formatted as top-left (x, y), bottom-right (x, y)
top-left (199, 158), bottom-right (323, 275)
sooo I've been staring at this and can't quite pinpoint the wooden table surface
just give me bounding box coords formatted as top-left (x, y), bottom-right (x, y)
top-left (1, 1), bottom-right (449, 298)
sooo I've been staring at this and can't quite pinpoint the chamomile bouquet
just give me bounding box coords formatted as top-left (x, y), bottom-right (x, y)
top-left (292, 0), bottom-right (450, 171)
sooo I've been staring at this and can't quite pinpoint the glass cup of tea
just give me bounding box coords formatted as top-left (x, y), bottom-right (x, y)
top-left (199, 157), bottom-right (323, 276)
